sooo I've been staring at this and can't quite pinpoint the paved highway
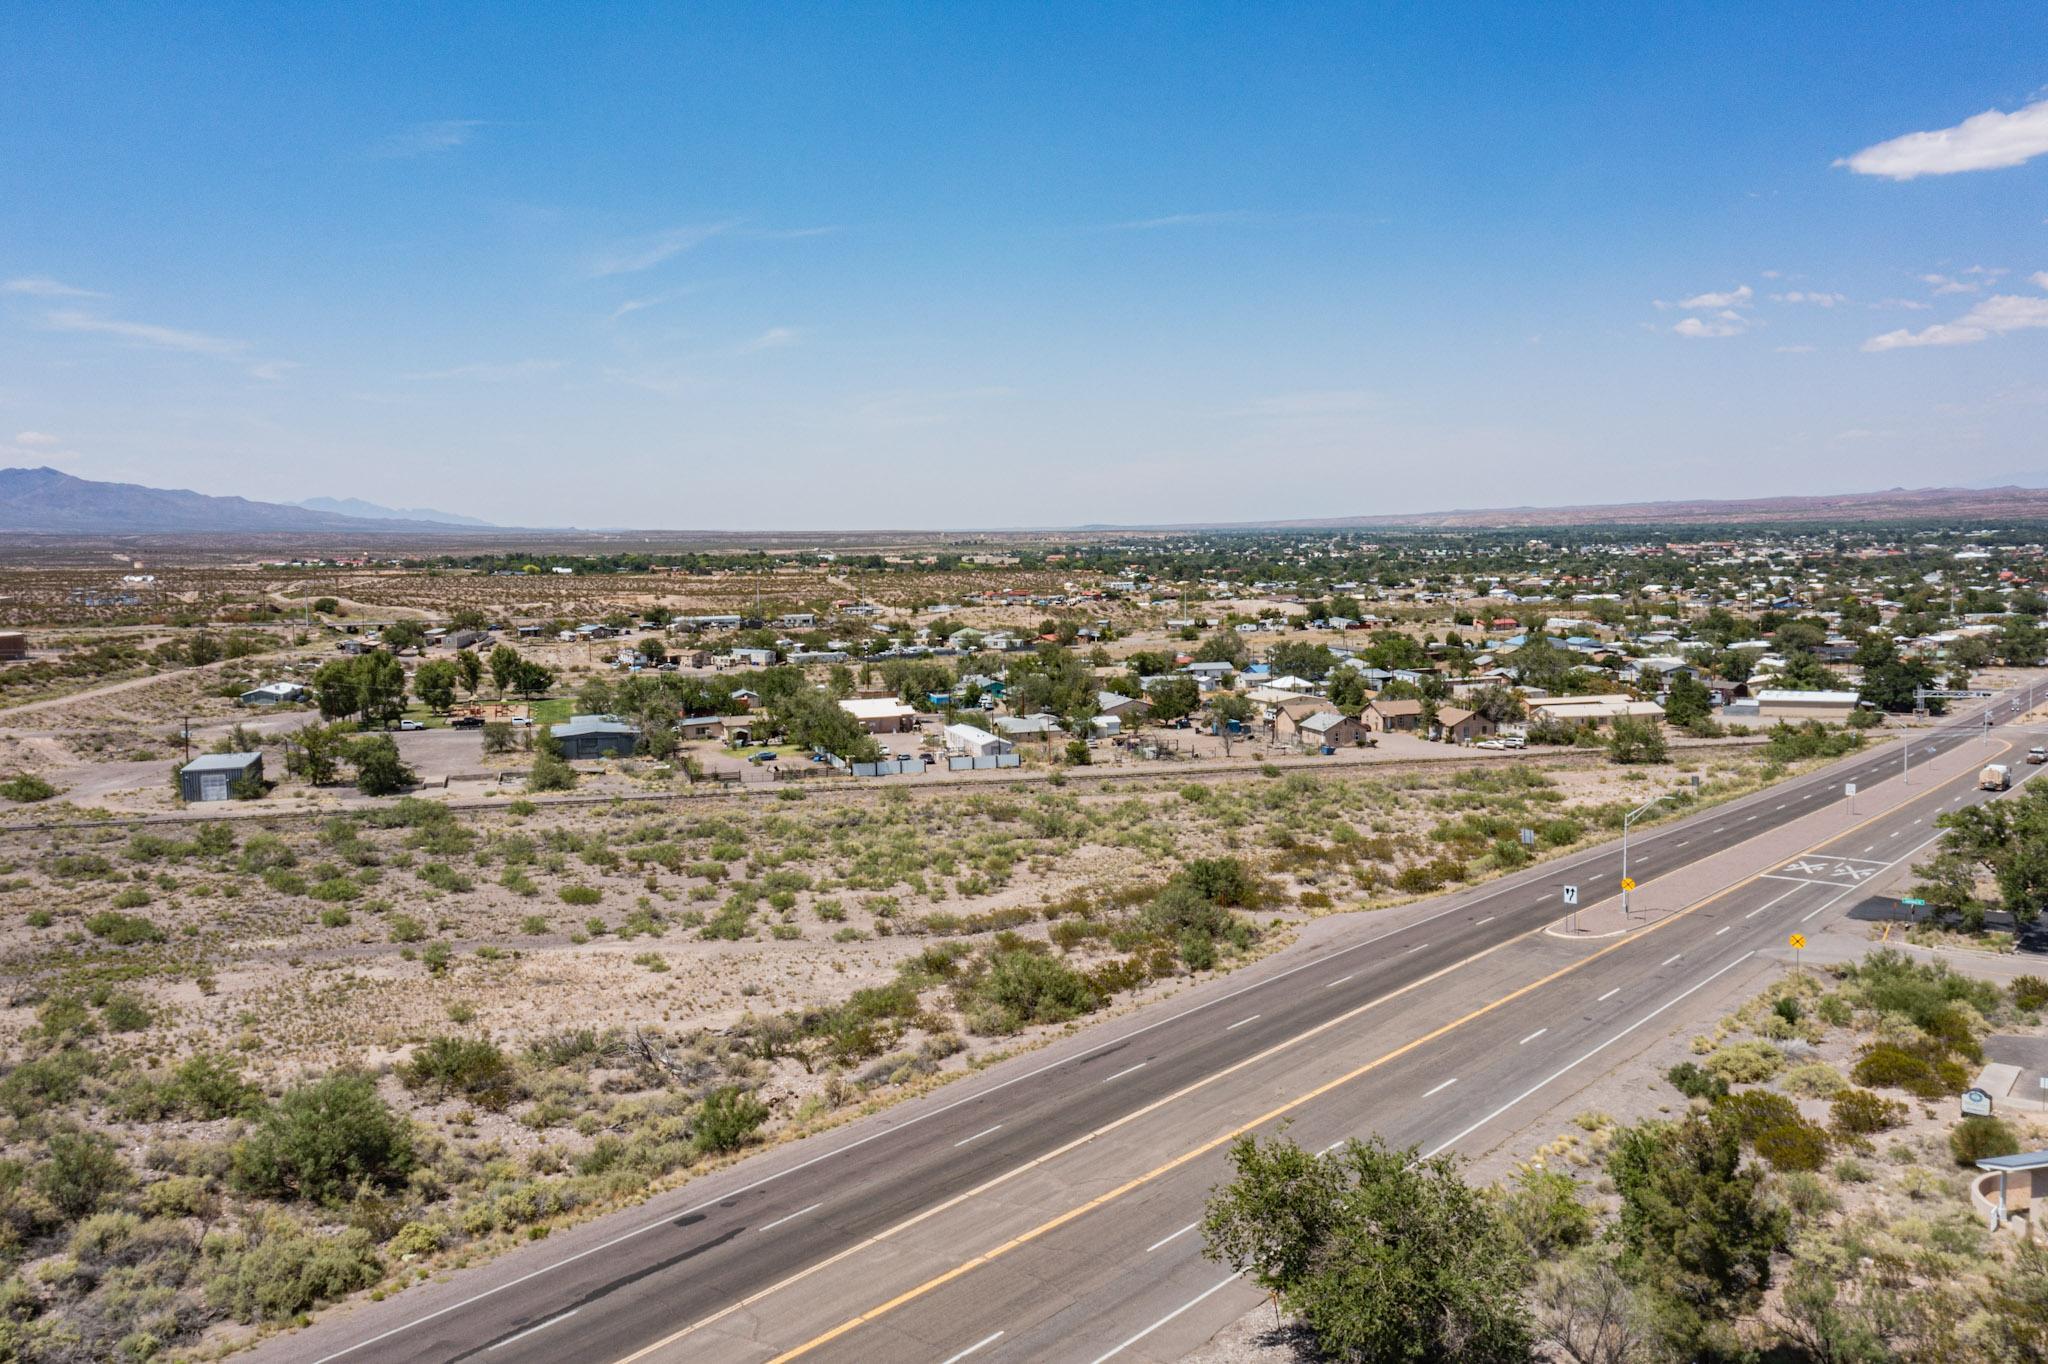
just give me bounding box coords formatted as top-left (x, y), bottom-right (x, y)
top-left (256, 688), bottom-right (2043, 1364)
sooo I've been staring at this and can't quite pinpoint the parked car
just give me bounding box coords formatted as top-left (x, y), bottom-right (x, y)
top-left (449, 715), bottom-right (484, 729)
top-left (398, 719), bottom-right (426, 731)
top-left (509, 716), bottom-right (532, 727)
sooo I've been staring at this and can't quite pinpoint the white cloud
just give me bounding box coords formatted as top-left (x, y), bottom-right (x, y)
top-left (1838, 97), bottom-right (2048, 179)
top-left (403, 359), bottom-right (561, 382)
top-left (1773, 344), bottom-right (1817, 353)
top-left (372, 119), bottom-right (485, 158)
top-left (13, 431), bottom-right (58, 446)
top-left (247, 360), bottom-right (300, 382)
top-left (1677, 284), bottom-right (1753, 310)
top-left (1863, 323), bottom-right (1988, 351)
top-left (4, 275), bottom-right (103, 298)
top-left (737, 326), bottom-right (800, 354)
top-left (1862, 278), bottom-right (2048, 351)
top-left (585, 223), bottom-right (735, 277)
top-left (44, 309), bottom-right (245, 355)
top-left (1771, 291), bottom-right (1846, 307)
top-left (1673, 314), bottom-right (1748, 339)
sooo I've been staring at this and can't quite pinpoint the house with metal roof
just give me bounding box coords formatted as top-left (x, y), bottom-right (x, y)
top-left (550, 714), bottom-right (642, 760)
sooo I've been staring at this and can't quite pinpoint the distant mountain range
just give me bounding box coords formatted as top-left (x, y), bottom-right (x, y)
top-left (0, 467), bottom-right (493, 534)
top-left (9, 465), bottom-right (2048, 538)
top-left (294, 496), bottom-right (494, 527)
top-left (1089, 484), bottom-right (2048, 532)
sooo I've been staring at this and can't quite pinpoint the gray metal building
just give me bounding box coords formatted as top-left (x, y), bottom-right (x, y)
top-left (180, 752), bottom-right (263, 802)
top-left (551, 715), bottom-right (642, 760)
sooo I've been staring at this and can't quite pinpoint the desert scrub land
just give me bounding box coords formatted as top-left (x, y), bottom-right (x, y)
top-left (1192, 950), bottom-right (2048, 1364)
top-left (0, 753), bottom-right (1789, 1358)
top-left (1517, 950), bottom-right (2048, 1361)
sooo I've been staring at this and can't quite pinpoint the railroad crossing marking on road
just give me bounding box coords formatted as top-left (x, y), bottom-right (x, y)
top-left (1763, 854), bottom-right (1889, 888)
top-left (1619, 877), bottom-right (1637, 892)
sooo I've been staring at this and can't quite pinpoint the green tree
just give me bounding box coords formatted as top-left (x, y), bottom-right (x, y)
top-left (381, 619), bottom-right (426, 651)
top-left (454, 647), bottom-right (483, 695)
top-left (489, 643), bottom-right (523, 695)
top-left (1606, 715), bottom-right (1668, 764)
top-left (348, 734), bottom-right (416, 796)
top-left (1203, 1134), bottom-right (1533, 1364)
top-left (1999, 617), bottom-right (2045, 667)
top-left (1609, 1112), bottom-right (1788, 1356)
top-left (1919, 786), bottom-right (2048, 925)
top-left (1193, 630), bottom-right (1249, 668)
top-left (413, 658), bottom-right (460, 714)
top-left (312, 652), bottom-right (407, 727)
top-left (1662, 674), bottom-right (1713, 729)
top-left (1145, 675), bottom-right (1200, 722)
top-left (512, 659), bottom-right (555, 699)
top-left (286, 722), bottom-right (351, 785)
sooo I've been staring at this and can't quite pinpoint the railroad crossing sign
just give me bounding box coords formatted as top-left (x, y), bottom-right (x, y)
top-left (1619, 877), bottom-right (1637, 892)
top-left (1562, 885), bottom-right (1579, 906)
top-left (1788, 933), bottom-right (1806, 950)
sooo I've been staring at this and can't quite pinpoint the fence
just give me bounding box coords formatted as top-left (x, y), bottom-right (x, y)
top-left (946, 753), bottom-right (1021, 771)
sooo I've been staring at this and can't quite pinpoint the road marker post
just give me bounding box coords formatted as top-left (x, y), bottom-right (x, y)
top-left (1562, 883), bottom-right (1579, 932)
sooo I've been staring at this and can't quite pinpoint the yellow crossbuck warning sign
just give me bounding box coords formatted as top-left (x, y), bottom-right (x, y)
top-left (1789, 933), bottom-right (1806, 950)
top-left (1619, 877), bottom-right (1637, 892)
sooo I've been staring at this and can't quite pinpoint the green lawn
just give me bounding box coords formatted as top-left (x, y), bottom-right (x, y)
top-left (529, 697), bottom-right (573, 726)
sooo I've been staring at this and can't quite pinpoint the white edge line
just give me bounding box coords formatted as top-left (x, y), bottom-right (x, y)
top-left (303, 702), bottom-right (2016, 1363)
top-left (1419, 951), bottom-right (1760, 1160)
top-left (1088, 1271), bottom-right (1245, 1364)
top-left (1144, 1221), bottom-right (1199, 1254)
top-left (488, 1308), bottom-right (580, 1350)
top-left (940, 1330), bottom-right (1005, 1364)
top-left (758, 1202), bottom-right (821, 1234)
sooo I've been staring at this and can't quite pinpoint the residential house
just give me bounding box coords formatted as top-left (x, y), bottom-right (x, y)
top-left (839, 697), bottom-right (920, 733)
top-left (238, 681), bottom-right (309, 706)
top-left (1365, 698), bottom-right (1425, 733)
top-left (1433, 706), bottom-right (1497, 744)
top-left (1300, 711), bottom-right (1361, 747)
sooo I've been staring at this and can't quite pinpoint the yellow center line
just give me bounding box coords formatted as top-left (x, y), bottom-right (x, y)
top-left (620, 736), bottom-right (2001, 1364)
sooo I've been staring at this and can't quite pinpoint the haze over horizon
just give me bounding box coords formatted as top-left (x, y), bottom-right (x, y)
top-left (4, 4), bottom-right (2047, 531)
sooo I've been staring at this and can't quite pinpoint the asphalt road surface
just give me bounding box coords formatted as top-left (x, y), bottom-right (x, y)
top-left (255, 687), bottom-right (2044, 1364)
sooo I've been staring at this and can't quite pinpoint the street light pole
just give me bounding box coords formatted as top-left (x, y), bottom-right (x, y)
top-left (1621, 792), bottom-right (1683, 919)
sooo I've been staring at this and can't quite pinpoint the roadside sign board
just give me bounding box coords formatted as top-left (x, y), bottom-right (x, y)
top-left (1788, 933), bottom-right (1806, 950)
top-left (1845, 782), bottom-right (1856, 799)
top-left (1520, 827), bottom-right (1535, 847)
top-left (1619, 877), bottom-right (1637, 892)
top-left (1962, 1088), bottom-right (1994, 1118)
top-left (1562, 885), bottom-right (1579, 906)
top-left (1901, 897), bottom-right (1926, 908)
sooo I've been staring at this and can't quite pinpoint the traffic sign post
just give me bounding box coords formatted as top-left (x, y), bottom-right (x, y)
top-left (1789, 931), bottom-right (1806, 975)
top-left (1845, 780), bottom-right (1856, 814)
top-left (1562, 883), bottom-right (1579, 932)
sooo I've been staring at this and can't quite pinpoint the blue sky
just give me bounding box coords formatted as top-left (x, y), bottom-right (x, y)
top-left (4, 3), bottom-right (2047, 529)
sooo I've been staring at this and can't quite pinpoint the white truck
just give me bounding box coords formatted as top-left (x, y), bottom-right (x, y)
top-left (1980, 764), bottom-right (2011, 792)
